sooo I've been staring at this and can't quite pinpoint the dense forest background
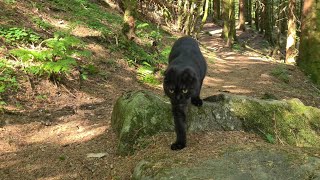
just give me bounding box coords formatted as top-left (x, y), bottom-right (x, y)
top-left (0, 0), bottom-right (320, 179)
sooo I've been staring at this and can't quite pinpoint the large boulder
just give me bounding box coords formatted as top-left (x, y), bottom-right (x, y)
top-left (111, 90), bottom-right (320, 155)
top-left (132, 145), bottom-right (320, 179)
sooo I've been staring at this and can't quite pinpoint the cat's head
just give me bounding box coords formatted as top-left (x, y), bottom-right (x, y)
top-left (163, 66), bottom-right (199, 104)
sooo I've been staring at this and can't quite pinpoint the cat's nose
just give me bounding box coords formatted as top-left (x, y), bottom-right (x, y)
top-left (176, 95), bottom-right (182, 100)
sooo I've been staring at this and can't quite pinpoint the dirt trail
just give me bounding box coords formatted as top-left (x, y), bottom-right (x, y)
top-left (1, 23), bottom-right (320, 179)
top-left (199, 23), bottom-right (320, 108)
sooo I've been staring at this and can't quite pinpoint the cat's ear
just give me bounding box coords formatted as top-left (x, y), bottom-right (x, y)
top-left (181, 68), bottom-right (196, 83)
top-left (164, 67), bottom-right (175, 83)
top-left (164, 67), bottom-right (176, 77)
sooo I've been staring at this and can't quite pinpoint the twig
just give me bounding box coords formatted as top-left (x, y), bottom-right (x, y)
top-left (273, 111), bottom-right (285, 145)
top-left (60, 84), bottom-right (77, 98)
top-left (310, 83), bottom-right (320, 94)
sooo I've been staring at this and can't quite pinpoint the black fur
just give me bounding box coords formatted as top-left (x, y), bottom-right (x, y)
top-left (163, 36), bottom-right (207, 150)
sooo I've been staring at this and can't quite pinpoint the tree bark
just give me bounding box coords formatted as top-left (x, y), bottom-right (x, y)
top-left (122, 0), bottom-right (137, 40)
top-left (285, 0), bottom-right (297, 64)
top-left (238, 0), bottom-right (246, 31)
top-left (254, 0), bottom-right (260, 31)
top-left (222, 0), bottom-right (236, 47)
top-left (298, 0), bottom-right (320, 85)
top-left (263, 0), bottom-right (274, 45)
top-left (198, 0), bottom-right (210, 36)
top-left (213, 0), bottom-right (221, 23)
top-left (177, 0), bottom-right (184, 29)
top-left (247, 0), bottom-right (252, 26)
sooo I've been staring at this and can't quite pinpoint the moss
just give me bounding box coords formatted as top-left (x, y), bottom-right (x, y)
top-left (111, 90), bottom-right (173, 155)
top-left (230, 96), bottom-right (320, 147)
top-left (298, 0), bottom-right (320, 86)
top-left (112, 92), bottom-right (320, 155)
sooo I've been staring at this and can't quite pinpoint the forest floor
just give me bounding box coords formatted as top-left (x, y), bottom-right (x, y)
top-left (1, 3), bottom-right (320, 180)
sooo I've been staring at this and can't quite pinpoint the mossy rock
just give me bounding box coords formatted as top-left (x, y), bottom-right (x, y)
top-left (111, 91), bottom-right (243, 155)
top-left (111, 90), bottom-right (320, 155)
top-left (230, 96), bottom-right (320, 147)
top-left (132, 146), bottom-right (320, 179)
top-left (111, 90), bottom-right (173, 155)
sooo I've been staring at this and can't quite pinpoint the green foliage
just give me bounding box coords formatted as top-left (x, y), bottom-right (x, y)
top-left (0, 100), bottom-right (6, 112)
top-left (266, 133), bottom-right (275, 144)
top-left (232, 43), bottom-right (243, 52)
top-left (80, 64), bottom-right (99, 80)
top-left (270, 65), bottom-right (290, 83)
top-left (0, 27), bottom-right (41, 45)
top-left (117, 38), bottom-right (155, 65)
top-left (4, 0), bottom-right (16, 4)
top-left (59, 155), bottom-right (66, 161)
top-left (0, 59), bottom-right (18, 93)
top-left (32, 17), bottom-right (54, 30)
top-left (136, 22), bottom-right (165, 42)
top-left (50, 0), bottom-right (122, 35)
top-left (9, 32), bottom-right (90, 79)
top-left (137, 65), bottom-right (160, 85)
top-left (36, 94), bottom-right (47, 100)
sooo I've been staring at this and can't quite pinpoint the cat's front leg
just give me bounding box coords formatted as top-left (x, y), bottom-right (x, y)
top-left (171, 103), bottom-right (187, 150)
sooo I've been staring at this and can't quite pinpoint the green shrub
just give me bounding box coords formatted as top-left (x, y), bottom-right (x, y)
top-left (0, 58), bottom-right (18, 93)
top-left (32, 17), bottom-right (54, 30)
top-left (0, 27), bottom-right (41, 45)
top-left (9, 32), bottom-right (91, 79)
top-left (137, 65), bottom-right (160, 85)
top-left (270, 65), bottom-right (290, 83)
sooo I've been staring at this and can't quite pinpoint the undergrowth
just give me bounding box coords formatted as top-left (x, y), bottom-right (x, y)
top-left (270, 64), bottom-right (290, 83)
top-left (0, 0), bottom-right (174, 96)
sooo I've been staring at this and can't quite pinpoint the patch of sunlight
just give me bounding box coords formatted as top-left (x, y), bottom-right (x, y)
top-left (222, 85), bottom-right (253, 94)
top-left (203, 77), bottom-right (224, 86)
top-left (71, 25), bottom-right (102, 37)
top-left (102, 0), bottom-right (119, 10)
top-left (87, 43), bottom-right (110, 56)
top-left (42, 16), bottom-right (69, 29)
top-left (0, 141), bottom-right (17, 154)
top-left (257, 80), bottom-right (273, 85)
top-left (209, 29), bottom-right (222, 35)
top-left (26, 120), bottom-right (108, 145)
top-left (222, 85), bottom-right (237, 88)
top-left (286, 35), bottom-right (295, 49)
top-left (224, 56), bottom-right (236, 60)
top-left (248, 56), bottom-right (265, 61)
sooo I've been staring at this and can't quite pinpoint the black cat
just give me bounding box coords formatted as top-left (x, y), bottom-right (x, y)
top-left (163, 36), bottom-right (207, 150)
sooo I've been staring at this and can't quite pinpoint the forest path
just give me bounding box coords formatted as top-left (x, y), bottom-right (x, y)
top-left (198, 23), bottom-right (320, 108)
top-left (1, 21), bottom-right (320, 180)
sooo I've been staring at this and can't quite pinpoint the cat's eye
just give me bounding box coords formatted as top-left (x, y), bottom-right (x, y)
top-left (182, 89), bottom-right (188, 93)
top-left (169, 89), bottom-right (174, 93)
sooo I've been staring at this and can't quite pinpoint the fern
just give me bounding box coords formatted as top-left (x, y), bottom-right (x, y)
top-left (9, 33), bottom-right (90, 79)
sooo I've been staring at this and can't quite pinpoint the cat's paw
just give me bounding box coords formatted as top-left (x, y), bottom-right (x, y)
top-left (191, 97), bottom-right (203, 107)
top-left (171, 142), bottom-right (186, 150)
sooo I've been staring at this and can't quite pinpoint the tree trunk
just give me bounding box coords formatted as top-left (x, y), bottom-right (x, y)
top-left (122, 0), bottom-right (137, 40)
top-left (198, 0), bottom-right (210, 36)
top-left (273, 0), bottom-right (282, 57)
top-left (238, 0), bottom-right (246, 31)
top-left (213, 0), bottom-right (221, 23)
top-left (247, 0), bottom-right (252, 26)
top-left (254, 0), bottom-right (260, 31)
top-left (263, 0), bottom-right (274, 45)
top-left (222, 0), bottom-right (236, 47)
top-left (184, 1), bottom-right (196, 35)
top-left (177, 0), bottom-right (184, 29)
top-left (285, 0), bottom-right (297, 64)
top-left (281, 1), bottom-right (288, 34)
top-left (298, 0), bottom-right (320, 85)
